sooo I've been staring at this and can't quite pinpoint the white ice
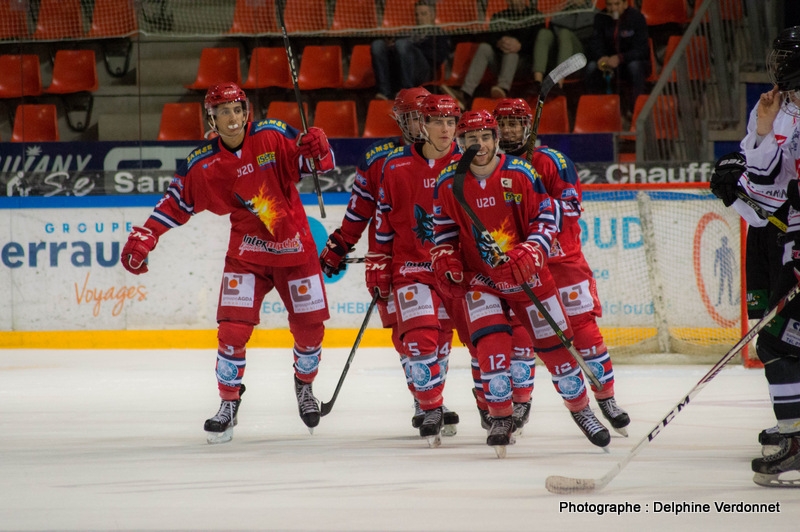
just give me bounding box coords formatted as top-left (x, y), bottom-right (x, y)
top-left (1, 346), bottom-right (798, 531)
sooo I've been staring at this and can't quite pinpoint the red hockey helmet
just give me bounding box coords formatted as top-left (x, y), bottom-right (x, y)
top-left (456, 110), bottom-right (498, 138)
top-left (393, 87), bottom-right (430, 142)
top-left (204, 82), bottom-right (249, 115)
top-left (420, 94), bottom-right (462, 120)
top-left (492, 98), bottom-right (532, 152)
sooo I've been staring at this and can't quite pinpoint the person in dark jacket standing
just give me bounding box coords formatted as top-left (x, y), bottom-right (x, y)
top-left (583, 0), bottom-right (650, 117)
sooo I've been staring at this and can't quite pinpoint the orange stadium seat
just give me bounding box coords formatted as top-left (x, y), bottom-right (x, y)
top-left (362, 99), bottom-right (399, 138)
top-left (484, 0), bottom-right (509, 22)
top-left (332, 0), bottom-right (378, 31)
top-left (630, 94), bottom-right (679, 138)
top-left (664, 35), bottom-right (710, 81)
top-left (442, 41), bottom-right (480, 87)
top-left (282, 0), bottom-right (328, 32)
top-left (12, 104), bottom-right (59, 142)
top-left (538, 95), bottom-right (570, 134)
top-left (537, 0), bottom-right (569, 16)
top-left (314, 100), bottom-right (359, 138)
top-left (88, 0), bottom-right (138, 37)
top-left (382, 0), bottom-right (417, 29)
top-left (471, 97), bottom-right (501, 113)
top-left (158, 102), bottom-right (206, 141)
top-left (343, 44), bottom-right (376, 89)
top-left (436, 0), bottom-right (480, 27)
top-left (267, 101), bottom-right (309, 131)
top-left (573, 94), bottom-right (622, 133)
top-left (186, 47), bottom-right (242, 90)
top-left (228, 0), bottom-right (278, 34)
top-left (0, 54), bottom-right (43, 98)
top-left (640, 0), bottom-right (690, 26)
top-left (595, 0), bottom-right (606, 10)
top-left (0, 0), bottom-right (30, 40)
top-left (298, 45), bottom-right (343, 90)
top-left (32, 0), bottom-right (84, 40)
top-left (44, 50), bottom-right (99, 94)
top-left (243, 47), bottom-right (293, 89)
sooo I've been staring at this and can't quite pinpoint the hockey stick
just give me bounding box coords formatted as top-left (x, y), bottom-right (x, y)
top-left (525, 53), bottom-right (587, 160)
top-left (735, 190), bottom-right (787, 232)
top-left (451, 144), bottom-right (603, 390)
top-left (277, 9), bottom-right (326, 219)
top-left (545, 279), bottom-right (800, 494)
top-left (343, 256), bottom-right (366, 264)
top-left (319, 292), bottom-right (379, 416)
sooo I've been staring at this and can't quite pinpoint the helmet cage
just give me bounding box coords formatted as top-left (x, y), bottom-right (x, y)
top-left (495, 115), bottom-right (531, 152)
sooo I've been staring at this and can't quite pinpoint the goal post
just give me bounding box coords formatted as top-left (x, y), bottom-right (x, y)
top-left (581, 183), bottom-right (750, 364)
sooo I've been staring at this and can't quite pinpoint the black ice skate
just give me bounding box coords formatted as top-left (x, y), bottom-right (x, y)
top-left (473, 388), bottom-right (492, 432)
top-left (759, 425), bottom-right (787, 457)
top-left (294, 376), bottom-right (320, 433)
top-left (411, 399), bottom-right (424, 429)
top-left (752, 433), bottom-right (800, 487)
top-left (419, 407), bottom-right (443, 448)
top-left (512, 400), bottom-right (532, 436)
top-left (486, 415), bottom-right (516, 458)
top-left (597, 397), bottom-right (630, 437)
top-left (204, 383), bottom-right (245, 444)
top-left (442, 405), bottom-right (459, 437)
top-left (570, 405), bottom-right (611, 450)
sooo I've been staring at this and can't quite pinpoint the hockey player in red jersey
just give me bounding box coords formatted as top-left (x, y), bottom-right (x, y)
top-left (493, 98), bottom-right (630, 436)
top-left (121, 83), bottom-right (335, 443)
top-left (319, 87), bottom-right (460, 434)
top-left (368, 94), bottom-right (470, 447)
top-left (432, 110), bottom-right (611, 452)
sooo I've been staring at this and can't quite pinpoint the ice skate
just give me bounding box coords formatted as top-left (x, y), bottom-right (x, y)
top-left (487, 416), bottom-right (516, 458)
top-left (411, 399), bottom-right (424, 429)
top-left (597, 397), bottom-right (630, 437)
top-left (570, 405), bottom-right (611, 450)
top-left (419, 407), bottom-right (443, 448)
top-left (512, 400), bottom-right (531, 436)
top-left (441, 405), bottom-right (459, 437)
top-left (752, 433), bottom-right (800, 487)
top-left (759, 425), bottom-right (786, 457)
top-left (473, 388), bottom-right (492, 432)
top-left (294, 376), bottom-right (320, 433)
top-left (204, 383), bottom-right (245, 444)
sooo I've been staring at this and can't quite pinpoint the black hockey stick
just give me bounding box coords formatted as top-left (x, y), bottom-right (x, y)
top-left (277, 9), bottom-right (326, 219)
top-left (525, 53), bottom-right (587, 161)
top-left (545, 278), bottom-right (800, 494)
top-left (343, 256), bottom-right (366, 264)
top-left (451, 144), bottom-right (603, 390)
top-left (320, 291), bottom-right (379, 416)
top-left (735, 190), bottom-right (787, 232)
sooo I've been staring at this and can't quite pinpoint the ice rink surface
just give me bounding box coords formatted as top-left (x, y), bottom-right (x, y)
top-left (1, 346), bottom-right (798, 531)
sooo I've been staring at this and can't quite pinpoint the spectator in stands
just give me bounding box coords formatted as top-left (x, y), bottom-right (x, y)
top-left (441, 0), bottom-right (542, 110)
top-left (583, 0), bottom-right (650, 119)
top-left (370, 0), bottom-right (450, 100)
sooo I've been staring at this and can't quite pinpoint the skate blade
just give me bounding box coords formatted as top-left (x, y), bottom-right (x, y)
top-left (602, 445), bottom-right (610, 454)
top-left (494, 445), bottom-right (507, 459)
top-left (753, 471), bottom-right (800, 487)
top-left (206, 428), bottom-right (233, 444)
top-left (513, 426), bottom-right (525, 437)
top-left (441, 424), bottom-right (458, 437)
top-left (612, 426), bottom-right (629, 437)
top-left (307, 427), bottom-right (315, 435)
top-left (426, 434), bottom-right (441, 448)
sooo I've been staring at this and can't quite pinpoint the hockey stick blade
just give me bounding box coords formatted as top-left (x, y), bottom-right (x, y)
top-left (451, 144), bottom-right (603, 390)
top-left (735, 190), bottom-right (787, 232)
top-left (319, 292), bottom-right (379, 416)
top-left (545, 280), bottom-right (800, 494)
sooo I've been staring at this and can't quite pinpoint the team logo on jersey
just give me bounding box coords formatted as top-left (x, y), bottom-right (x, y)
top-left (236, 184), bottom-right (283, 233)
top-left (556, 375), bottom-right (583, 399)
top-left (221, 273), bottom-right (256, 308)
top-left (413, 204), bottom-right (435, 245)
top-left (472, 219), bottom-right (514, 267)
top-left (549, 237), bottom-right (564, 258)
top-left (503, 191), bottom-right (522, 204)
top-left (256, 152), bottom-right (276, 167)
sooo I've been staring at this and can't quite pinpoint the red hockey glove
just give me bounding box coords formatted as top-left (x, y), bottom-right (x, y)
top-left (365, 252), bottom-right (392, 299)
top-left (431, 244), bottom-right (467, 299)
top-left (297, 127), bottom-right (331, 161)
top-left (499, 242), bottom-right (545, 285)
top-left (319, 228), bottom-right (354, 278)
top-left (122, 226), bottom-right (158, 275)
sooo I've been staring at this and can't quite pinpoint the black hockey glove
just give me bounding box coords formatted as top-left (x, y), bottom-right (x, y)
top-left (787, 180), bottom-right (800, 211)
top-left (710, 151), bottom-right (746, 207)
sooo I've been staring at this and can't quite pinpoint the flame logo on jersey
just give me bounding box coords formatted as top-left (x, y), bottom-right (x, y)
top-left (472, 218), bottom-right (516, 267)
top-left (236, 184), bottom-right (283, 233)
top-left (413, 204), bottom-right (435, 245)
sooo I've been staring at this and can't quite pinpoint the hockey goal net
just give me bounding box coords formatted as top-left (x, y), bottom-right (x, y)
top-left (581, 183), bottom-right (752, 364)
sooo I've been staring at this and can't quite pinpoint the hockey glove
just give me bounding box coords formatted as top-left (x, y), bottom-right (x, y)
top-left (787, 180), bottom-right (800, 211)
top-left (297, 127), bottom-right (331, 161)
top-left (710, 152), bottom-right (746, 207)
top-left (431, 244), bottom-right (468, 299)
top-left (499, 242), bottom-right (545, 285)
top-left (365, 252), bottom-right (392, 299)
top-left (319, 228), bottom-right (354, 278)
top-left (122, 226), bottom-right (158, 275)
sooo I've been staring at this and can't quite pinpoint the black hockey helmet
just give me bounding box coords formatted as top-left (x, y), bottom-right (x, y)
top-left (768, 26), bottom-right (800, 92)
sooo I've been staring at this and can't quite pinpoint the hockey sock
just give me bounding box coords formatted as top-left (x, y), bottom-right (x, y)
top-left (293, 343), bottom-right (321, 382)
top-left (477, 332), bottom-right (513, 418)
